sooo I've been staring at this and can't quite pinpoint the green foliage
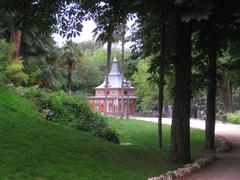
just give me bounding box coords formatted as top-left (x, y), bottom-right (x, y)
top-left (132, 58), bottom-right (158, 111)
top-left (77, 40), bottom-right (101, 51)
top-left (25, 88), bottom-right (119, 143)
top-left (20, 27), bottom-right (56, 58)
top-left (132, 57), bottom-right (174, 111)
top-left (0, 39), bottom-right (14, 80)
top-left (121, 51), bottom-right (138, 79)
top-left (24, 56), bottom-right (64, 89)
top-left (61, 41), bottom-right (83, 61)
top-left (72, 60), bottom-right (103, 91)
top-left (226, 112), bottom-right (240, 124)
top-left (0, 39), bottom-right (28, 85)
top-left (5, 61), bottom-right (28, 85)
top-left (218, 48), bottom-right (240, 87)
top-left (83, 48), bottom-right (107, 74)
top-left (0, 39), bottom-right (14, 63)
top-left (27, 68), bottom-right (42, 85)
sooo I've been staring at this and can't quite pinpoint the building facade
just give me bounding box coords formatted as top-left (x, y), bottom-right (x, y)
top-left (88, 57), bottom-right (138, 116)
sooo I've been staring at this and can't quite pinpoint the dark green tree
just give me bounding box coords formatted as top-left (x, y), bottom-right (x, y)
top-left (194, 0), bottom-right (240, 150)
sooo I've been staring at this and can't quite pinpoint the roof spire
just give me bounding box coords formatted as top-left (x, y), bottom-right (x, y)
top-left (95, 56), bottom-right (134, 89)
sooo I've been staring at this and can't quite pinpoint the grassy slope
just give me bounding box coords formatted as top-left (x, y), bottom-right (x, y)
top-left (0, 84), bottom-right (205, 180)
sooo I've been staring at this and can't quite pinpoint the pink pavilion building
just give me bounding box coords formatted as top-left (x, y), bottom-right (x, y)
top-left (88, 57), bottom-right (138, 116)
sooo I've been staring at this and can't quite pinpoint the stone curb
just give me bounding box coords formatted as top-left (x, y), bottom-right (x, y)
top-left (148, 137), bottom-right (231, 180)
top-left (216, 136), bottom-right (231, 153)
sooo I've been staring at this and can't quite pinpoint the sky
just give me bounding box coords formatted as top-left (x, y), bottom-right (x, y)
top-left (52, 20), bottom-right (134, 48)
top-left (52, 20), bottom-right (96, 47)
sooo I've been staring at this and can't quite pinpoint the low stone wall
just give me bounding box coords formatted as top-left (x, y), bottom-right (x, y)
top-left (148, 137), bottom-right (231, 180)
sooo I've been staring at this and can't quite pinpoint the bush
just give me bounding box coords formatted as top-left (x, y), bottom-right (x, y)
top-left (226, 112), bottom-right (240, 124)
top-left (0, 39), bottom-right (15, 82)
top-left (25, 88), bottom-right (119, 143)
top-left (0, 38), bottom-right (28, 85)
top-left (5, 61), bottom-right (28, 85)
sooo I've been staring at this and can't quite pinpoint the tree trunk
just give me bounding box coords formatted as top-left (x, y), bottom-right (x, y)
top-left (10, 31), bottom-right (22, 60)
top-left (158, 21), bottom-right (166, 148)
top-left (105, 36), bottom-right (112, 114)
top-left (170, 16), bottom-right (192, 164)
top-left (218, 80), bottom-right (233, 113)
top-left (121, 23), bottom-right (126, 119)
top-left (228, 81), bottom-right (233, 112)
top-left (205, 31), bottom-right (217, 150)
top-left (121, 23), bottom-right (126, 72)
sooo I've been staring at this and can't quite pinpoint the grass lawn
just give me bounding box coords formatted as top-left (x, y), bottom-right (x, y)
top-left (0, 84), bottom-right (205, 180)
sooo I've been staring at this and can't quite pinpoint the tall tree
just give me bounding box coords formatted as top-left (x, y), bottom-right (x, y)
top-left (93, 28), bottom-right (114, 114)
top-left (197, 0), bottom-right (240, 150)
top-left (105, 32), bottom-right (113, 114)
top-left (130, 1), bottom-right (176, 148)
top-left (218, 48), bottom-right (240, 113)
top-left (157, 18), bottom-right (166, 148)
top-left (170, 13), bottom-right (192, 163)
top-left (61, 41), bottom-right (84, 92)
top-left (205, 25), bottom-right (217, 149)
top-left (120, 22), bottom-right (127, 71)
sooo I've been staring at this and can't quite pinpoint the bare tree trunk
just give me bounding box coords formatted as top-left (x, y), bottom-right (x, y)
top-left (225, 80), bottom-right (233, 112)
top-left (218, 80), bottom-right (233, 113)
top-left (205, 31), bottom-right (217, 150)
top-left (10, 31), bottom-right (22, 60)
top-left (170, 16), bottom-right (192, 164)
top-left (121, 23), bottom-right (126, 119)
top-left (229, 81), bottom-right (233, 112)
top-left (121, 23), bottom-right (126, 71)
top-left (105, 37), bottom-right (112, 114)
top-left (158, 20), bottom-right (166, 148)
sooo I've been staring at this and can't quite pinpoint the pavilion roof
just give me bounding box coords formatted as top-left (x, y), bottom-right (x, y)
top-left (95, 57), bottom-right (134, 89)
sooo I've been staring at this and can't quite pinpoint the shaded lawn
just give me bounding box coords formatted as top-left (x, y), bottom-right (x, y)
top-left (107, 117), bottom-right (205, 160)
top-left (0, 85), bottom-right (205, 180)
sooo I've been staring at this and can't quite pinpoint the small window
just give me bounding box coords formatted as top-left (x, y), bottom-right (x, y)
top-left (124, 91), bottom-right (128, 95)
top-left (112, 90), bottom-right (116, 94)
top-left (98, 91), bottom-right (102, 94)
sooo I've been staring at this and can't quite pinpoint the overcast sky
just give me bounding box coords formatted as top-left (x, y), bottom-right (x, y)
top-left (52, 20), bottom-right (95, 47)
top-left (52, 20), bottom-right (134, 48)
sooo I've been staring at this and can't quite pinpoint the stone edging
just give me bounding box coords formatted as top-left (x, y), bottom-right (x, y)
top-left (216, 136), bottom-right (231, 153)
top-left (148, 137), bottom-right (231, 180)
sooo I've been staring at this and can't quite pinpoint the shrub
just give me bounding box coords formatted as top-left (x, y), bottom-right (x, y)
top-left (0, 38), bottom-right (28, 85)
top-left (99, 128), bottom-right (120, 144)
top-left (226, 112), bottom-right (240, 124)
top-left (5, 61), bottom-right (28, 85)
top-left (0, 39), bottom-right (15, 81)
top-left (25, 88), bottom-right (119, 143)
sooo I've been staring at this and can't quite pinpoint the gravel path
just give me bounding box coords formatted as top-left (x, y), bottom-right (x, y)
top-left (133, 117), bottom-right (240, 180)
